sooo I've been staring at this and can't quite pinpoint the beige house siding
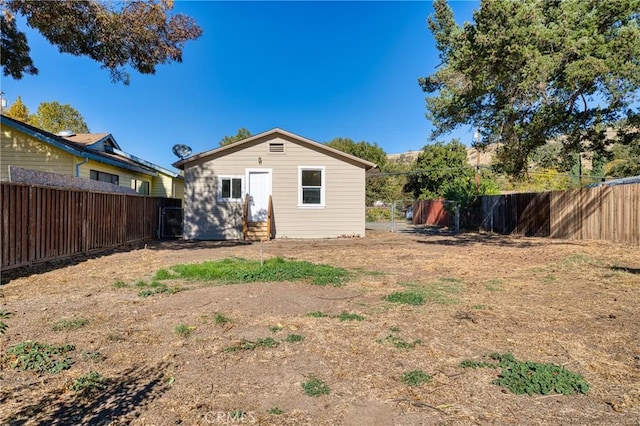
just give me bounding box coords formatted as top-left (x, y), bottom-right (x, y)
top-left (183, 134), bottom-right (367, 240)
top-left (77, 161), bottom-right (152, 191)
top-left (1, 127), bottom-right (75, 181)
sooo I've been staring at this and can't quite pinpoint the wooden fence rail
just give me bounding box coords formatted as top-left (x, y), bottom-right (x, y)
top-left (1, 183), bottom-right (181, 271)
top-left (478, 184), bottom-right (639, 245)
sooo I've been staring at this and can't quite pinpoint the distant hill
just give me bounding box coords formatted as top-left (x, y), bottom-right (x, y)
top-left (388, 144), bottom-right (498, 167)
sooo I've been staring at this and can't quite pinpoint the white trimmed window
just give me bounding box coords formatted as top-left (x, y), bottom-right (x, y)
top-left (298, 166), bottom-right (325, 207)
top-left (218, 176), bottom-right (243, 202)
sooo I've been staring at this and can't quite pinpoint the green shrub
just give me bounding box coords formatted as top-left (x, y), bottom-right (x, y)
top-left (174, 324), bottom-right (195, 338)
top-left (307, 311), bottom-right (328, 318)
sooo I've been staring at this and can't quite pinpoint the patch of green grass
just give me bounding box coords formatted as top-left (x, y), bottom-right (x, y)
top-left (154, 269), bottom-right (173, 280)
top-left (389, 326), bottom-right (400, 333)
top-left (112, 280), bottom-right (128, 288)
top-left (214, 313), bottom-right (232, 325)
top-left (137, 280), bottom-right (182, 297)
top-left (378, 334), bottom-right (422, 350)
top-left (471, 304), bottom-right (487, 310)
top-left (484, 279), bottom-right (505, 292)
top-left (543, 274), bottom-right (557, 284)
top-left (69, 371), bottom-right (108, 394)
top-left (80, 350), bottom-right (105, 363)
top-left (460, 353), bottom-right (589, 395)
top-left (384, 291), bottom-right (425, 305)
top-left (334, 311), bottom-right (365, 322)
top-left (50, 318), bottom-right (89, 331)
top-left (559, 253), bottom-right (595, 266)
top-left (164, 257), bottom-right (350, 286)
top-left (255, 337), bottom-right (279, 348)
top-left (402, 370), bottom-right (432, 386)
top-left (386, 278), bottom-right (464, 306)
top-left (224, 337), bottom-right (280, 352)
top-left (284, 334), bottom-right (305, 343)
top-left (302, 376), bottom-right (330, 397)
top-left (3, 341), bottom-right (75, 374)
top-left (307, 311), bottom-right (328, 318)
top-left (269, 325), bottom-right (284, 333)
top-left (267, 407), bottom-right (283, 415)
top-left (174, 323), bottom-right (195, 338)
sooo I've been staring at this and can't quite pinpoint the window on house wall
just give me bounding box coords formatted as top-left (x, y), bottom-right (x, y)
top-left (131, 179), bottom-right (150, 195)
top-left (90, 170), bottom-right (119, 186)
top-left (298, 166), bottom-right (325, 207)
top-left (218, 176), bottom-right (243, 202)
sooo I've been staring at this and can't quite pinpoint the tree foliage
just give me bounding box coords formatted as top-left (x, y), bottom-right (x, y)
top-left (3, 95), bottom-right (30, 122)
top-left (326, 137), bottom-right (388, 169)
top-left (326, 137), bottom-right (393, 205)
top-left (405, 139), bottom-right (472, 199)
top-left (1, 0), bottom-right (203, 84)
top-left (29, 101), bottom-right (90, 134)
top-left (421, 0), bottom-right (640, 176)
top-left (219, 128), bottom-right (252, 147)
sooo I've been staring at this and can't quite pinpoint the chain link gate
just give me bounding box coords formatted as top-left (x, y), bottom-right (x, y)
top-left (159, 207), bottom-right (183, 238)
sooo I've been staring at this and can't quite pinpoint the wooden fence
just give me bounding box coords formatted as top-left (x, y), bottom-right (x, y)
top-left (1, 183), bottom-right (181, 271)
top-left (412, 199), bottom-right (451, 227)
top-left (479, 184), bottom-right (639, 245)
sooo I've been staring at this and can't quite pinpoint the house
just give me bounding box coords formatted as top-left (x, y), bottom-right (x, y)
top-left (173, 128), bottom-right (376, 240)
top-left (0, 115), bottom-right (183, 199)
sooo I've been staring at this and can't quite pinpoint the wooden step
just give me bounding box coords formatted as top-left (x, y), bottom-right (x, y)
top-left (245, 221), bottom-right (269, 241)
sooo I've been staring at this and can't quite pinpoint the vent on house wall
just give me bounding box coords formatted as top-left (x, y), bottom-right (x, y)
top-left (269, 143), bottom-right (285, 153)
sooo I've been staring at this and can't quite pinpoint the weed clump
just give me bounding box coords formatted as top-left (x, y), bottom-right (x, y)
top-left (69, 371), bottom-right (108, 394)
top-left (402, 369), bottom-right (432, 386)
top-left (3, 341), bottom-right (75, 373)
top-left (302, 376), bottom-right (330, 397)
top-left (460, 353), bottom-right (590, 395)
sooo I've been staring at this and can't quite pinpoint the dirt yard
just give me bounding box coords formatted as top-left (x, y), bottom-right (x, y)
top-left (1, 227), bottom-right (639, 425)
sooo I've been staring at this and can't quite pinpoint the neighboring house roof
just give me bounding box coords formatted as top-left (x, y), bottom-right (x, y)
top-left (65, 133), bottom-right (122, 150)
top-left (1, 115), bottom-right (180, 179)
top-left (588, 175), bottom-right (640, 187)
top-left (173, 128), bottom-right (378, 171)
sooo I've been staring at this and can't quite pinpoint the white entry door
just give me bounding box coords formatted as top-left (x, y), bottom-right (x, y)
top-left (246, 169), bottom-right (271, 222)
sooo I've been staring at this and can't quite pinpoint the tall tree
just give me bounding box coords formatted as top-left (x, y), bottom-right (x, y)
top-left (219, 128), bottom-right (252, 147)
top-left (405, 140), bottom-right (473, 199)
top-left (29, 101), bottom-right (90, 134)
top-left (326, 137), bottom-right (390, 205)
top-left (421, 0), bottom-right (640, 176)
top-left (326, 137), bottom-right (388, 169)
top-left (2, 96), bottom-right (30, 122)
top-left (1, 0), bottom-right (202, 84)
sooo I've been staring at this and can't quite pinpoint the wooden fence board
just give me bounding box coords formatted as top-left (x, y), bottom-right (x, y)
top-left (1, 183), bottom-right (181, 271)
top-left (480, 184), bottom-right (639, 245)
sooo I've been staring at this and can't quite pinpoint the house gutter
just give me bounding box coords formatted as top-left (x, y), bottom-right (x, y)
top-left (75, 157), bottom-right (89, 177)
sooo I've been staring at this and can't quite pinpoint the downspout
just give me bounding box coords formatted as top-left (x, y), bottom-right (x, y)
top-left (75, 156), bottom-right (89, 177)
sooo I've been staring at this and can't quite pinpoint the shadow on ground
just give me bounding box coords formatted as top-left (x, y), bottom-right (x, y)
top-left (1, 240), bottom-right (253, 285)
top-left (2, 364), bottom-right (169, 425)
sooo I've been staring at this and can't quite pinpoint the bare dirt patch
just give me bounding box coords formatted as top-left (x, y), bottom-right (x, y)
top-left (1, 228), bottom-right (639, 425)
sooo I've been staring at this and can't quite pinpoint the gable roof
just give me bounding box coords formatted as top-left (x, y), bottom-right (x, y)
top-left (173, 128), bottom-right (377, 170)
top-left (1, 115), bottom-right (181, 179)
top-left (64, 133), bottom-right (121, 150)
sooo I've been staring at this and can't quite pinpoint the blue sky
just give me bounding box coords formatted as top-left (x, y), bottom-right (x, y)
top-left (2, 1), bottom-right (479, 171)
